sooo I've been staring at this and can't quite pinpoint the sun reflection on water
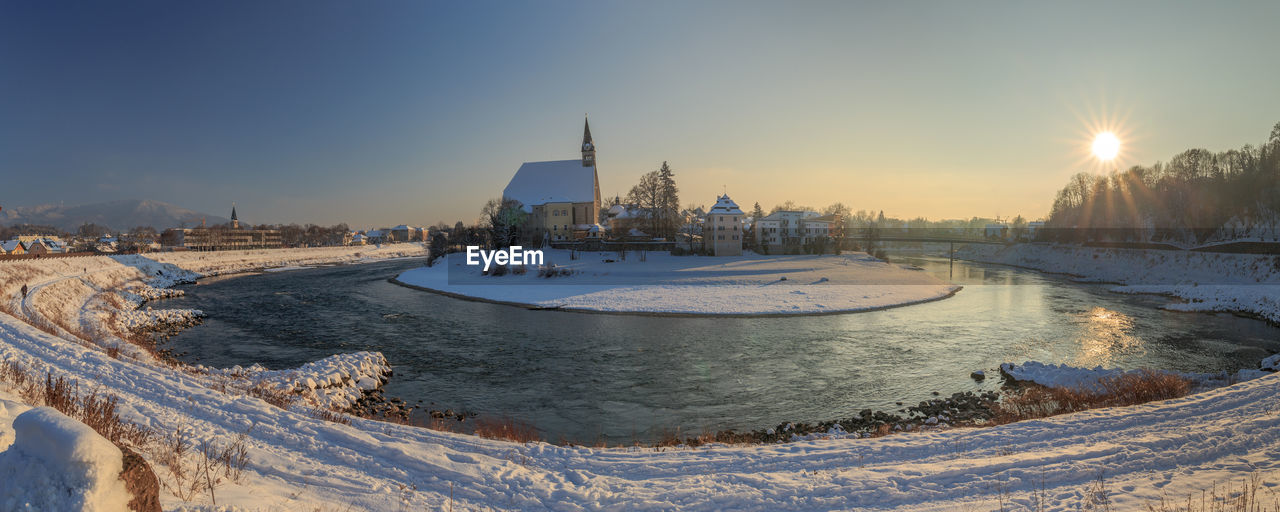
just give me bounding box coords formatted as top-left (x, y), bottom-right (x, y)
top-left (1073, 306), bottom-right (1145, 367)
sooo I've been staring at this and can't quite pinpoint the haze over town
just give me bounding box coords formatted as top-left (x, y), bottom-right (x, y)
top-left (4, 1), bottom-right (1279, 227)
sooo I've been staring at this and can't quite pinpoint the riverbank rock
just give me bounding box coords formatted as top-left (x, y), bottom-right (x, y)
top-left (971, 370), bottom-right (985, 380)
top-left (1262, 354), bottom-right (1280, 372)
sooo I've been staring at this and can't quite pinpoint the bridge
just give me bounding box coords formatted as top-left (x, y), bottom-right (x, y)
top-left (843, 235), bottom-right (1009, 245)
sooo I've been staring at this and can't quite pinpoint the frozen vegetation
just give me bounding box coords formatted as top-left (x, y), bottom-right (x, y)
top-left (396, 249), bottom-right (961, 315)
top-left (956, 243), bottom-right (1280, 324)
top-left (0, 244), bottom-right (1279, 509)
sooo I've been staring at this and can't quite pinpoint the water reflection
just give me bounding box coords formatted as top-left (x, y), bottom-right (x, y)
top-left (1073, 307), bottom-right (1145, 367)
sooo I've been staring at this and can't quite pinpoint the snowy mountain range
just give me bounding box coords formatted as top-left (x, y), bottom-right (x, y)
top-left (0, 199), bottom-right (229, 232)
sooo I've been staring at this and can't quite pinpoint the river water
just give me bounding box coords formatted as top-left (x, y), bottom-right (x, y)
top-left (161, 254), bottom-right (1280, 443)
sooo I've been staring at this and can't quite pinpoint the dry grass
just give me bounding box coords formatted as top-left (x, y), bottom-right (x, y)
top-left (0, 364), bottom-right (153, 448)
top-left (472, 415), bottom-right (541, 444)
top-left (308, 407), bottom-right (352, 425)
top-left (149, 421), bottom-right (253, 505)
top-left (247, 382), bottom-right (299, 410)
top-left (994, 370), bottom-right (1193, 424)
top-left (1147, 474), bottom-right (1280, 512)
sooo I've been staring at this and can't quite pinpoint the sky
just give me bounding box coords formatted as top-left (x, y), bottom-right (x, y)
top-left (2, 0), bottom-right (1278, 228)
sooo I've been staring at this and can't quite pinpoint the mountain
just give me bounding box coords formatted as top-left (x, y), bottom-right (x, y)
top-left (0, 199), bottom-right (230, 232)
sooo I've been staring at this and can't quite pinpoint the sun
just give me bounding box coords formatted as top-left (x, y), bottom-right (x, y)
top-left (1092, 132), bottom-right (1120, 161)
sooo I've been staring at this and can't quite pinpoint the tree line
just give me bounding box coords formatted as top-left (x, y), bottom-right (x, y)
top-left (1046, 121), bottom-right (1280, 244)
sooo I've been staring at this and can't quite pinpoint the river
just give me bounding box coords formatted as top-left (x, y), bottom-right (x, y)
top-left (160, 253), bottom-right (1280, 444)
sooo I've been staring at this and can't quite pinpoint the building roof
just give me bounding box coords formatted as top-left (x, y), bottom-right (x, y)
top-left (503, 160), bottom-right (598, 212)
top-left (1, 240), bottom-right (22, 252)
top-left (707, 194), bottom-right (744, 215)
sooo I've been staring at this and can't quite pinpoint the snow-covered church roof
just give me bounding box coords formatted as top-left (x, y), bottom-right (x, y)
top-left (503, 160), bottom-right (598, 212)
top-left (708, 194), bottom-right (744, 215)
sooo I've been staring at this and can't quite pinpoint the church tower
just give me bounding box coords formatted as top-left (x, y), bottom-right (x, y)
top-left (581, 116), bottom-right (595, 168)
top-left (230, 203), bottom-right (239, 229)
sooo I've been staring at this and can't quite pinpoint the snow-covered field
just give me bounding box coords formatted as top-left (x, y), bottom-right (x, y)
top-left (956, 244), bottom-right (1280, 324)
top-left (396, 249), bottom-right (961, 315)
top-left (2, 243), bottom-right (1280, 510)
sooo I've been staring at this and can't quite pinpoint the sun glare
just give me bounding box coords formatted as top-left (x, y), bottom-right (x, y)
top-left (1092, 132), bottom-right (1120, 161)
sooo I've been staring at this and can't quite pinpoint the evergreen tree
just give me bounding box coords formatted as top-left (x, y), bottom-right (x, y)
top-left (749, 202), bottom-right (765, 250)
top-left (657, 162), bottom-right (679, 239)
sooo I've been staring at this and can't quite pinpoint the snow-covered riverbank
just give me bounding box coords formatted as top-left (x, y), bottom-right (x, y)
top-left (3, 243), bottom-right (1280, 510)
top-left (395, 250), bottom-right (960, 315)
top-left (955, 244), bottom-right (1280, 324)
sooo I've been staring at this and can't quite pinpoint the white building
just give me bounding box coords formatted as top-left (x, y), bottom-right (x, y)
top-left (703, 194), bottom-right (744, 256)
top-left (754, 210), bottom-right (836, 252)
top-left (1026, 221), bottom-right (1045, 240)
top-left (754, 218), bottom-right (781, 247)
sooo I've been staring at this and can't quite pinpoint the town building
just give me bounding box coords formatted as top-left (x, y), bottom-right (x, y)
top-left (985, 223), bottom-right (1008, 239)
top-left (703, 194), bottom-right (744, 256)
top-left (605, 203), bottom-right (649, 237)
top-left (1, 240), bottom-right (25, 255)
top-left (1026, 221), bottom-right (1045, 240)
top-left (388, 225), bottom-right (427, 243)
top-left (23, 240), bottom-right (49, 255)
top-left (160, 204), bottom-right (283, 251)
top-left (502, 118), bottom-right (603, 242)
top-left (754, 217), bottom-right (782, 248)
top-left (753, 210), bottom-right (841, 253)
top-left (9, 235), bottom-right (66, 254)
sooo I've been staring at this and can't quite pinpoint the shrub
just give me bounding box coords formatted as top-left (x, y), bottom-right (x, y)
top-left (993, 370), bottom-right (1192, 424)
top-left (471, 415), bottom-right (541, 443)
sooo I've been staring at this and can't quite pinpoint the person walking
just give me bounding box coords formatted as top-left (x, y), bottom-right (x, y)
top-left (21, 284), bottom-right (28, 298)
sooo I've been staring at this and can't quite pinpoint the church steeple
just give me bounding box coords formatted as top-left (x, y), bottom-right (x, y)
top-left (581, 116), bottom-right (595, 168)
top-left (230, 203), bottom-right (239, 229)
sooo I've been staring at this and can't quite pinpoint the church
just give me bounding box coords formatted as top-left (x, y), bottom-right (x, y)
top-left (502, 118), bottom-right (603, 241)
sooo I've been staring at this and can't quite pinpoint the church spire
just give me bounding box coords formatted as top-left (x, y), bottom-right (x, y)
top-left (230, 202), bottom-right (239, 229)
top-left (581, 116), bottom-right (596, 168)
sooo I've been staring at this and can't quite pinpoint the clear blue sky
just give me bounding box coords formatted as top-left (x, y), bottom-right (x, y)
top-left (2, 1), bottom-right (1278, 228)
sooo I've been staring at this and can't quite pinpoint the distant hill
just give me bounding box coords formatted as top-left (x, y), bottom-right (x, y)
top-left (0, 199), bottom-right (229, 232)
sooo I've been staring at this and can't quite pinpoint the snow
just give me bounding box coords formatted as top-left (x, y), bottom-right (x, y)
top-left (1000, 361), bottom-right (1271, 393)
top-left (1263, 354), bottom-right (1280, 372)
top-left (198, 352), bottom-right (392, 410)
top-left (707, 194), bottom-right (744, 215)
top-left (957, 243), bottom-right (1280, 323)
top-left (3, 243), bottom-right (1280, 509)
top-left (0, 397), bottom-right (131, 512)
top-left (396, 249), bottom-right (960, 315)
top-left (502, 160), bottom-right (597, 211)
